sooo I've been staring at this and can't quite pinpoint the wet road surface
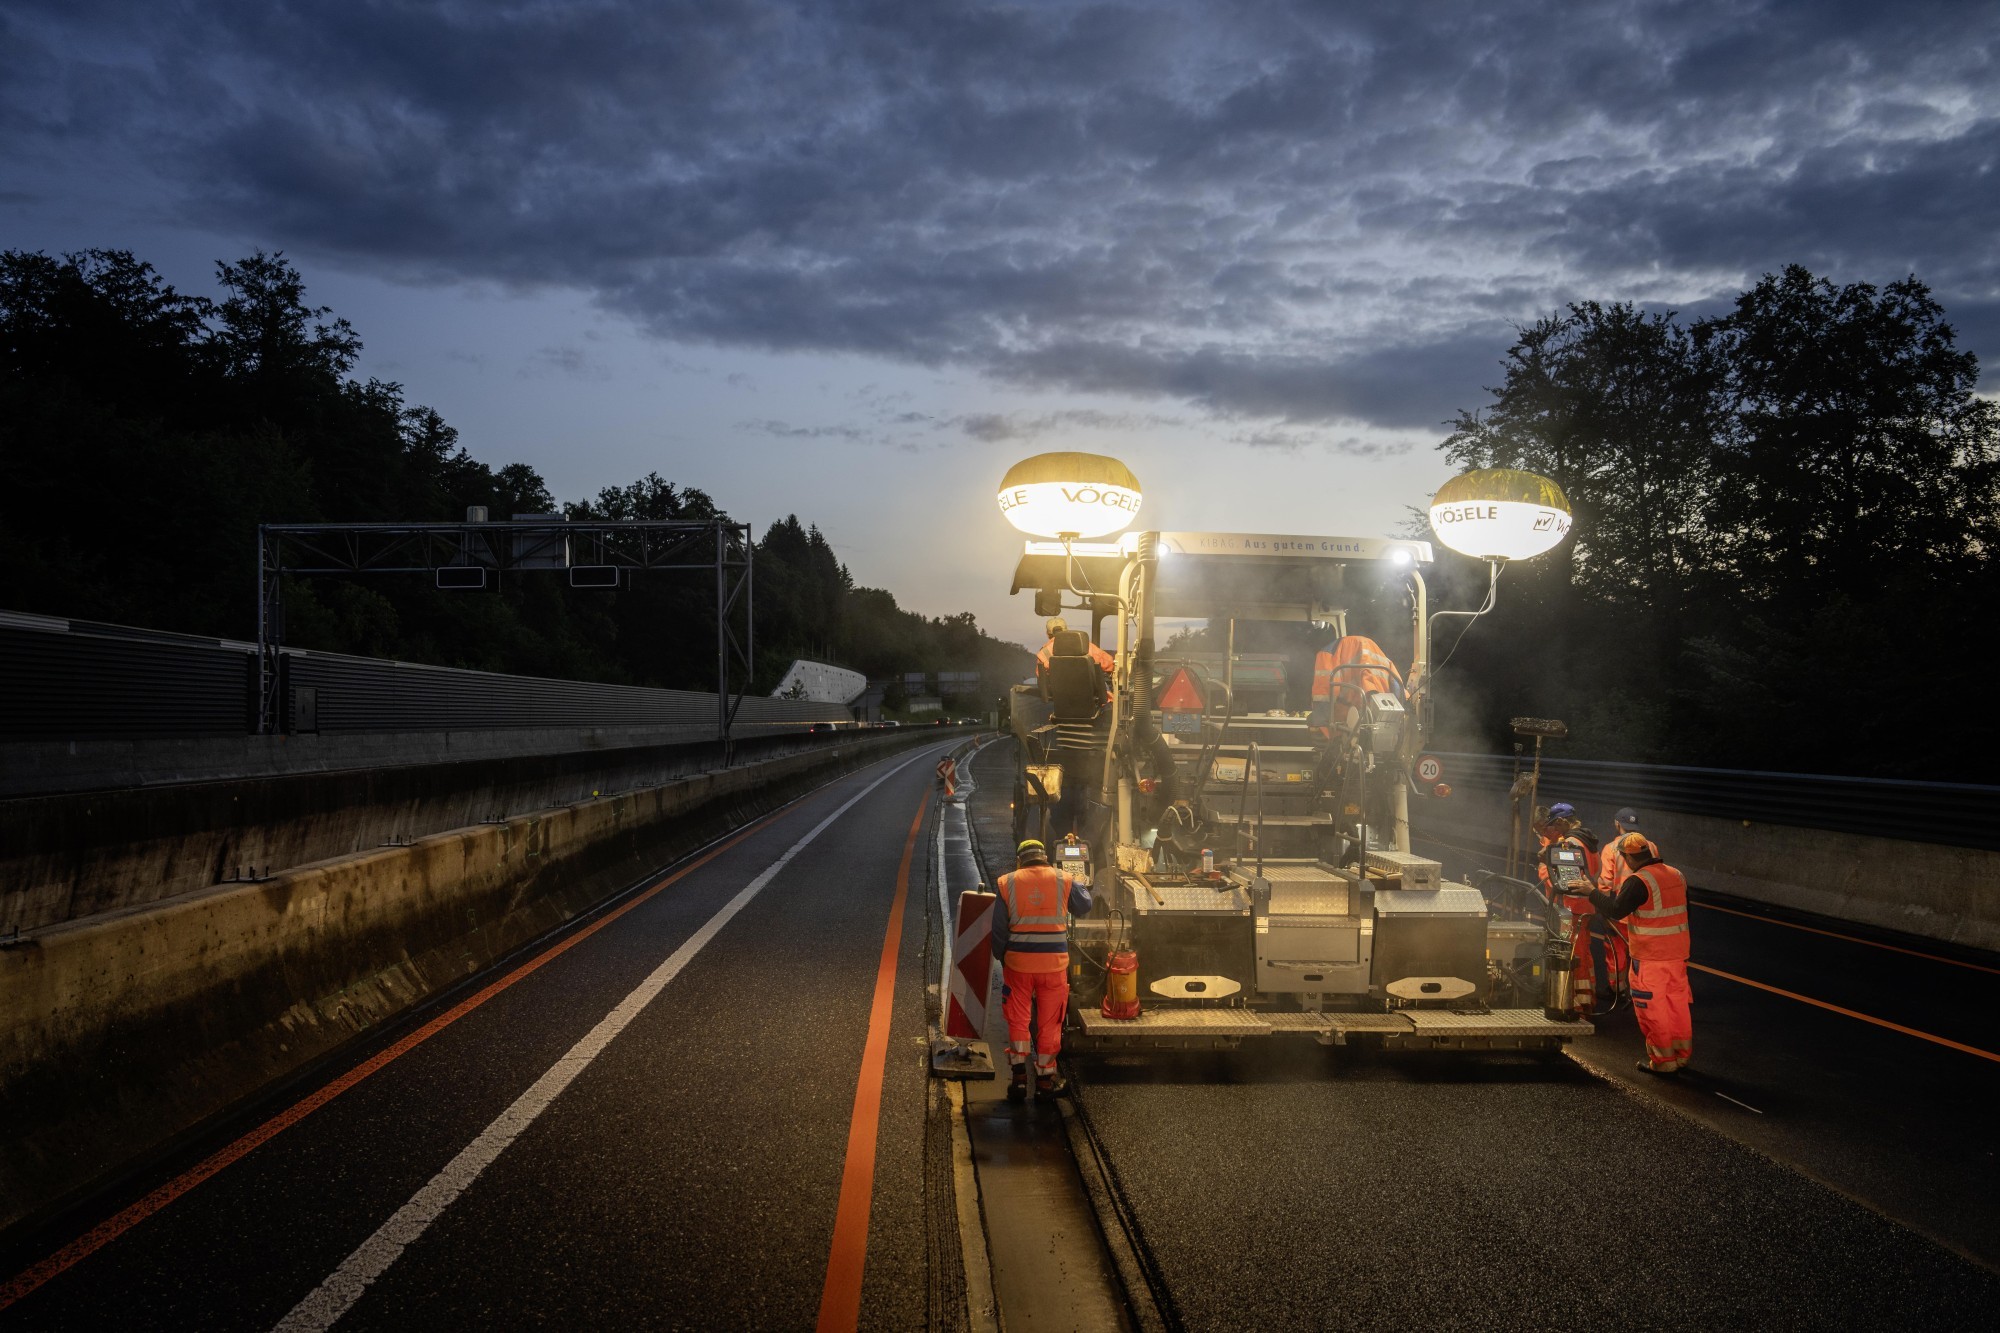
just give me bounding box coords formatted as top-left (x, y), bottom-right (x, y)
top-left (2, 743), bottom-right (960, 1331)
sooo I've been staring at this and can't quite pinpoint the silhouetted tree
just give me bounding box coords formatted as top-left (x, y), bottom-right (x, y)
top-left (1435, 266), bottom-right (2000, 778)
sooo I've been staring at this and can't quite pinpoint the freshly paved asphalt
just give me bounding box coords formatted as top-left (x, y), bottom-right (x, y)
top-left (965, 740), bottom-right (2000, 1332)
top-left (1, 742), bottom-right (958, 1332)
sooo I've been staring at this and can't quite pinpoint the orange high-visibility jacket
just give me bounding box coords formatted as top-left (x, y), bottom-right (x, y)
top-left (1623, 864), bottom-right (1691, 961)
top-left (1311, 636), bottom-right (1403, 734)
top-left (1036, 637), bottom-right (1116, 675)
top-left (994, 865), bottom-right (1078, 973)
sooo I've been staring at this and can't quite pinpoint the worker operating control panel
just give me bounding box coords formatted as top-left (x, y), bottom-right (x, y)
top-left (1546, 845), bottom-right (1589, 892)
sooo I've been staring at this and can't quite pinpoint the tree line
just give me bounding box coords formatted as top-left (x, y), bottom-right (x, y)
top-left (1431, 265), bottom-right (2000, 780)
top-left (0, 248), bottom-right (1032, 704)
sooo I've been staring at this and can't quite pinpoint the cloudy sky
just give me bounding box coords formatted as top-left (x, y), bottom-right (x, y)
top-left (5, 0), bottom-right (1997, 646)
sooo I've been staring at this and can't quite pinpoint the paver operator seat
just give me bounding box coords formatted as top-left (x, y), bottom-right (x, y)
top-left (1041, 629), bottom-right (1107, 722)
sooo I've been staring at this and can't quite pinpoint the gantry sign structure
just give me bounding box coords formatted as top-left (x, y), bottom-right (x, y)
top-left (255, 518), bottom-right (753, 740)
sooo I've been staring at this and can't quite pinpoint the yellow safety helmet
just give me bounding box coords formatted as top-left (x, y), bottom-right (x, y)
top-left (1016, 838), bottom-right (1049, 863)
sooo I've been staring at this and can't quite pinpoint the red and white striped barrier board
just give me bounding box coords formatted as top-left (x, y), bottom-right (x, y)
top-left (935, 757), bottom-right (958, 800)
top-left (945, 890), bottom-right (996, 1039)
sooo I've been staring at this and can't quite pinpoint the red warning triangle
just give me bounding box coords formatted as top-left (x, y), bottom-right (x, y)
top-left (1157, 666), bottom-right (1206, 712)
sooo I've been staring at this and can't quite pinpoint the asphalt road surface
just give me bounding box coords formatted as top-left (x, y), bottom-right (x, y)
top-left (963, 740), bottom-right (2000, 1332)
top-left (1, 742), bottom-right (961, 1332)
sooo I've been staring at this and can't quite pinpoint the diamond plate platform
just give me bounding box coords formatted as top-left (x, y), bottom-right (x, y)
top-left (1130, 880), bottom-right (1251, 914)
top-left (1265, 880), bottom-right (1354, 916)
top-left (1400, 1009), bottom-right (1592, 1037)
top-left (1325, 1012), bottom-right (1419, 1033)
top-left (1254, 863), bottom-right (1349, 881)
top-left (1076, 1007), bottom-right (1272, 1036)
top-left (1212, 1011), bottom-right (1420, 1036)
top-left (1259, 1012), bottom-right (1333, 1033)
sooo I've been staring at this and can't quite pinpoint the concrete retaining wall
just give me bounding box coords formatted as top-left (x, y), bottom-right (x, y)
top-left (0, 729), bottom-right (941, 1235)
top-left (0, 730), bottom-right (899, 936)
top-left (1412, 790), bottom-right (2000, 954)
top-left (0, 719), bottom-right (864, 797)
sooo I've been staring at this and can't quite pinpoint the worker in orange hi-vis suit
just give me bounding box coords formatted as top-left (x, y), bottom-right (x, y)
top-left (1034, 616), bottom-right (1115, 697)
top-left (1534, 802), bottom-right (1603, 1016)
top-left (1309, 634), bottom-right (1403, 739)
top-left (1594, 807), bottom-right (1654, 999)
top-left (1596, 807), bottom-right (1656, 892)
top-left (1589, 833), bottom-right (1693, 1074)
top-left (993, 839), bottom-right (1094, 1100)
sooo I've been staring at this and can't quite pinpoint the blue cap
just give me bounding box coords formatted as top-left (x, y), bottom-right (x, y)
top-left (1615, 807), bottom-right (1639, 826)
top-left (1548, 801), bottom-right (1576, 820)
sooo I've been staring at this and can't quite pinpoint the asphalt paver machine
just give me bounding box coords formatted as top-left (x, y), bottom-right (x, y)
top-left (1006, 530), bottom-right (1588, 1052)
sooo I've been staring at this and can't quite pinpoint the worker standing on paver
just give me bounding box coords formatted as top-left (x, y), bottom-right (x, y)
top-left (1535, 802), bottom-right (1603, 1015)
top-left (1309, 633), bottom-right (1403, 739)
top-left (993, 838), bottom-right (1093, 1101)
top-left (1588, 833), bottom-right (1694, 1074)
top-left (1035, 616), bottom-right (1115, 698)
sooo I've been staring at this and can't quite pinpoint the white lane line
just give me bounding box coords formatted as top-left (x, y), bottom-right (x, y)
top-left (1715, 1092), bottom-right (1765, 1115)
top-left (273, 747), bottom-right (940, 1333)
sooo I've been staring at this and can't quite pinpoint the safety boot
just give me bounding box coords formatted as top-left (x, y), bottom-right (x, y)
top-left (1006, 1065), bottom-right (1029, 1102)
top-left (1036, 1072), bottom-right (1069, 1098)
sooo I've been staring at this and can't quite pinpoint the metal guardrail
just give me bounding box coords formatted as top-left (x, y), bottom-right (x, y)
top-left (1432, 752), bottom-right (2000, 853)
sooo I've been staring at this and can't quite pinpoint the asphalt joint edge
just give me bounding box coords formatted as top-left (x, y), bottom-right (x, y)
top-left (952, 736), bottom-right (1172, 1332)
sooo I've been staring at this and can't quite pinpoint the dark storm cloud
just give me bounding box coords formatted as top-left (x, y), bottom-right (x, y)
top-left (738, 404), bottom-right (1187, 448)
top-left (7, 0), bottom-right (1999, 420)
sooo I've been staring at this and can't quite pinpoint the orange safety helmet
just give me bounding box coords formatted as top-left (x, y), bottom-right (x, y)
top-left (1618, 831), bottom-right (1655, 863)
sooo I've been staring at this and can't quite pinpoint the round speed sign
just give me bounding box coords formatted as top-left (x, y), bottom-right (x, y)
top-left (1415, 754), bottom-right (1445, 784)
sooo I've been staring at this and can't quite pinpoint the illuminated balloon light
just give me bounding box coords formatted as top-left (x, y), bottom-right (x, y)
top-left (997, 451), bottom-right (1143, 538)
top-left (1428, 468), bottom-right (1573, 561)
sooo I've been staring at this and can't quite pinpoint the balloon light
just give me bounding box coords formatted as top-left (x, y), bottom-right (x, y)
top-left (1428, 468), bottom-right (1572, 562)
top-left (996, 452), bottom-right (1142, 539)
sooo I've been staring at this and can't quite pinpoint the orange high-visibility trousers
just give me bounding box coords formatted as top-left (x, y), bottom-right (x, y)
top-left (1002, 966), bottom-right (1069, 1076)
top-left (1629, 956), bottom-right (1693, 1071)
top-left (1568, 915), bottom-right (1597, 1015)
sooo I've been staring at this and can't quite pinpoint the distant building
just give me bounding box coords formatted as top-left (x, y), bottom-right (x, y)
top-left (770, 659), bottom-right (867, 705)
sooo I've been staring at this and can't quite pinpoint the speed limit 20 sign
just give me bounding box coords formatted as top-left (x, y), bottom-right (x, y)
top-left (1414, 754), bottom-right (1445, 784)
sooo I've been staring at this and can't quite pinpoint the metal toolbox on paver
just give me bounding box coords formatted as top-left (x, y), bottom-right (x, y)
top-left (1365, 849), bottom-right (1443, 892)
top-left (1372, 886), bottom-right (1489, 1001)
top-left (1124, 875), bottom-right (1257, 999)
top-left (1248, 863), bottom-right (1372, 995)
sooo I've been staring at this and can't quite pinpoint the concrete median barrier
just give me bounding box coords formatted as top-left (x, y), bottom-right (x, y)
top-left (1415, 793), bottom-right (2000, 953)
top-left (0, 730), bottom-right (888, 936)
top-left (0, 729), bottom-right (941, 1236)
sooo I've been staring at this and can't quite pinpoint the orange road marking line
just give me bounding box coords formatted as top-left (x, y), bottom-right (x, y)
top-left (1692, 901), bottom-right (2000, 976)
top-left (815, 794), bottom-right (927, 1333)
top-left (1689, 962), bottom-right (2000, 1065)
top-left (0, 806), bottom-right (801, 1315)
